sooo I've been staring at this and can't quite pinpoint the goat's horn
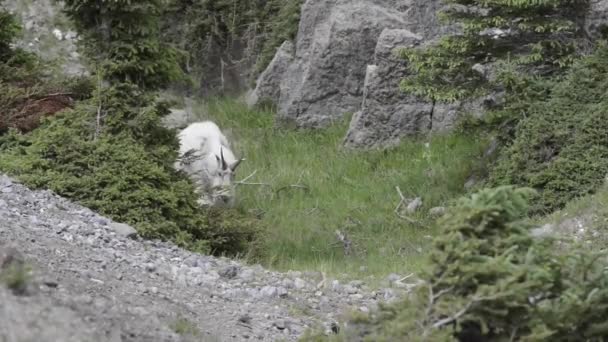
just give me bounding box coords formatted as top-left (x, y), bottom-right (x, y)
top-left (220, 147), bottom-right (228, 170)
top-left (230, 158), bottom-right (244, 171)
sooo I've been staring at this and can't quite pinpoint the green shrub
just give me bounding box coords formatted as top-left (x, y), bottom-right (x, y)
top-left (163, 0), bottom-right (303, 93)
top-left (0, 86), bottom-right (259, 255)
top-left (400, 0), bottom-right (586, 102)
top-left (325, 186), bottom-right (608, 341)
top-left (488, 43), bottom-right (608, 214)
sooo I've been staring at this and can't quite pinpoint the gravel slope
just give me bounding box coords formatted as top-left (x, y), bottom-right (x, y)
top-left (0, 175), bottom-right (409, 341)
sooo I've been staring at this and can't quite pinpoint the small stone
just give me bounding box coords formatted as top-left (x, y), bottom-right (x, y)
top-left (273, 320), bottom-right (286, 330)
top-left (294, 278), bottom-right (307, 290)
top-left (359, 306), bottom-right (369, 313)
top-left (406, 197), bottom-right (423, 213)
top-left (219, 265), bottom-right (239, 279)
top-left (260, 286), bottom-right (278, 298)
top-left (239, 268), bottom-right (256, 282)
top-left (350, 293), bottom-right (364, 300)
top-left (108, 222), bottom-right (137, 238)
top-left (277, 287), bottom-right (288, 298)
top-left (386, 273), bottom-right (400, 283)
top-left (343, 285), bottom-right (358, 294)
top-left (281, 278), bottom-right (294, 289)
top-left (349, 280), bottom-right (364, 288)
top-left (428, 206), bottom-right (446, 217)
top-left (238, 314), bottom-right (252, 324)
top-left (144, 263), bottom-right (157, 273)
top-left (331, 280), bottom-right (341, 291)
top-left (149, 286), bottom-right (159, 294)
top-left (315, 290), bottom-right (323, 297)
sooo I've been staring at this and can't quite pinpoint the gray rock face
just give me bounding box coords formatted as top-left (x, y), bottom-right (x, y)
top-left (586, 0), bottom-right (608, 39)
top-left (247, 41), bottom-right (295, 107)
top-left (343, 29), bottom-right (430, 148)
top-left (276, 0), bottom-right (412, 128)
top-left (1, 0), bottom-right (87, 77)
top-left (344, 29), bottom-right (503, 148)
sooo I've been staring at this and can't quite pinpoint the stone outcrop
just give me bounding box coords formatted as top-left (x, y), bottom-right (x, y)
top-left (586, 0), bottom-right (608, 39)
top-left (1, 0), bottom-right (87, 77)
top-left (251, 0), bottom-right (608, 148)
top-left (247, 41), bottom-right (294, 107)
top-left (343, 29), bottom-right (428, 148)
top-left (275, 0), bottom-right (413, 128)
top-left (249, 0), bottom-right (456, 131)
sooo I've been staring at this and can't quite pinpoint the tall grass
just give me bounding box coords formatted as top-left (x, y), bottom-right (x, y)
top-left (192, 98), bottom-right (488, 277)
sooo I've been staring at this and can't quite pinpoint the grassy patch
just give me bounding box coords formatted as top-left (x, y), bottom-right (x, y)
top-left (169, 316), bottom-right (200, 337)
top-left (191, 98), bottom-right (488, 277)
top-left (0, 263), bottom-right (31, 295)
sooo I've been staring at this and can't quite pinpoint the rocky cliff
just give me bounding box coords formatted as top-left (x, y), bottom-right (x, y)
top-left (250, 0), bottom-right (608, 148)
top-left (1, 0), bottom-right (86, 77)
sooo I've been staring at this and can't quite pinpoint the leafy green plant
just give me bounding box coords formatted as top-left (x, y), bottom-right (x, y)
top-left (488, 43), bottom-right (608, 214)
top-left (162, 0), bottom-right (302, 93)
top-left (0, 263), bottom-right (32, 296)
top-left (170, 316), bottom-right (200, 336)
top-left (400, 0), bottom-right (587, 102)
top-left (62, 0), bottom-right (184, 90)
top-left (324, 186), bottom-right (608, 341)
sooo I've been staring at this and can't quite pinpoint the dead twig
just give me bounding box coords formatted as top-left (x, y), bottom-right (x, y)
top-left (335, 230), bottom-right (353, 256)
top-left (276, 171), bottom-right (310, 195)
top-left (235, 169), bottom-right (258, 184)
top-left (394, 186), bottom-right (422, 225)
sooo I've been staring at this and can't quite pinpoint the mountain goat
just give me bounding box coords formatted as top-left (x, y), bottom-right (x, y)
top-left (174, 121), bottom-right (244, 207)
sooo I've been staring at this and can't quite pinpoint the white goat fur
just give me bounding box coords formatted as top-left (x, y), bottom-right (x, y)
top-left (174, 121), bottom-right (242, 206)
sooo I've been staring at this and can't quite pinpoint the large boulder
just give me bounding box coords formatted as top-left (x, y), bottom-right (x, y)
top-left (275, 0), bottom-right (412, 128)
top-left (343, 29), bottom-right (502, 148)
top-left (247, 41), bottom-right (294, 107)
top-left (586, 0), bottom-right (608, 39)
top-left (343, 29), bottom-right (429, 148)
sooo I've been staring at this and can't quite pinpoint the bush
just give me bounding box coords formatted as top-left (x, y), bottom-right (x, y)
top-left (0, 86), bottom-right (259, 255)
top-left (324, 186), bottom-right (608, 341)
top-left (400, 0), bottom-right (586, 102)
top-left (488, 43), bottom-right (608, 214)
top-left (162, 0), bottom-right (303, 93)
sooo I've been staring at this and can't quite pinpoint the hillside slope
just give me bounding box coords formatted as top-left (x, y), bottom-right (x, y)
top-left (0, 174), bottom-right (411, 341)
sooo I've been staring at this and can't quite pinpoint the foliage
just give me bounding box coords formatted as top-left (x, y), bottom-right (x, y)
top-left (488, 43), bottom-right (608, 214)
top-left (0, 1), bottom-right (259, 255)
top-left (61, 0), bottom-right (184, 90)
top-left (400, 0), bottom-right (587, 101)
top-left (0, 262), bottom-right (31, 296)
top-left (326, 186), bottom-right (608, 341)
top-left (170, 316), bottom-right (200, 337)
top-left (0, 88), bottom-right (259, 255)
top-left (163, 0), bottom-right (302, 93)
top-left (0, 4), bottom-right (20, 61)
top-left (254, 0), bottom-right (303, 75)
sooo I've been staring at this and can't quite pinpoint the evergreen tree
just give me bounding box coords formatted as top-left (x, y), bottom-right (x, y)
top-left (62, 0), bottom-right (183, 90)
top-left (401, 0), bottom-right (588, 101)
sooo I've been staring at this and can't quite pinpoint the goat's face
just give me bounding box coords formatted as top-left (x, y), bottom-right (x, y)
top-left (210, 148), bottom-right (244, 207)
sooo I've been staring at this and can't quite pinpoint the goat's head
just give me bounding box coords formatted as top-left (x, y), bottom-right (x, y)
top-left (211, 147), bottom-right (244, 206)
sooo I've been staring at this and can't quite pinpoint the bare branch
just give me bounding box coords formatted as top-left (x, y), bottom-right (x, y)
top-left (236, 169), bottom-right (258, 183)
top-left (394, 186), bottom-right (422, 225)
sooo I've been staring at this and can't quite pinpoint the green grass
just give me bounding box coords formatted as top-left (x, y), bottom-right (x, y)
top-left (169, 316), bottom-right (200, 337)
top-left (189, 98), bottom-right (489, 278)
top-left (0, 263), bottom-right (31, 295)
